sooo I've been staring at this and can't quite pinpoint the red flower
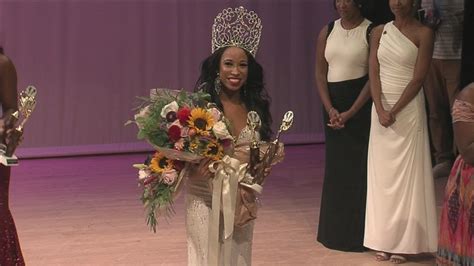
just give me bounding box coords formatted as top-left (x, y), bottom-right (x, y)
top-left (177, 107), bottom-right (191, 125)
top-left (168, 125), bottom-right (182, 142)
top-left (143, 175), bottom-right (158, 186)
top-left (221, 138), bottom-right (232, 148)
top-left (173, 160), bottom-right (185, 171)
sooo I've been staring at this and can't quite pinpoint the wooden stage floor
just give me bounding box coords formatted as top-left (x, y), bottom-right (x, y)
top-left (9, 144), bottom-right (442, 265)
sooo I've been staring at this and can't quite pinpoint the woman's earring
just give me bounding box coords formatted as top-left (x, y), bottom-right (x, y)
top-left (214, 73), bottom-right (221, 95)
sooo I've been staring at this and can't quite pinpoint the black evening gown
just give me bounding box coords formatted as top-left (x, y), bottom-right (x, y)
top-left (317, 76), bottom-right (371, 252)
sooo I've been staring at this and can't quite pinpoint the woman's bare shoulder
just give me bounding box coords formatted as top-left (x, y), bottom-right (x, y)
top-left (372, 24), bottom-right (385, 33)
top-left (0, 54), bottom-right (13, 67)
top-left (415, 22), bottom-right (434, 39)
top-left (369, 24), bottom-right (385, 41)
top-left (0, 54), bottom-right (15, 74)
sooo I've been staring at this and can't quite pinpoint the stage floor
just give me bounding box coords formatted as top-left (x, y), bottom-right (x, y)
top-left (9, 144), bottom-right (442, 265)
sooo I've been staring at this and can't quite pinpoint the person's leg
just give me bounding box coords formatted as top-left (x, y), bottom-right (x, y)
top-left (424, 59), bottom-right (456, 178)
top-left (444, 60), bottom-right (462, 106)
top-left (443, 58), bottom-right (461, 153)
top-left (431, 59), bottom-right (461, 177)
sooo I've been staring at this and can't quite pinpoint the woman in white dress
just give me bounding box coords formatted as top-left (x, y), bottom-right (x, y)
top-left (364, 0), bottom-right (437, 263)
top-left (185, 7), bottom-right (273, 266)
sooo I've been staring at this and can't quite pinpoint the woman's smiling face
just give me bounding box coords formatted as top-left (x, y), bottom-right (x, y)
top-left (218, 46), bottom-right (249, 92)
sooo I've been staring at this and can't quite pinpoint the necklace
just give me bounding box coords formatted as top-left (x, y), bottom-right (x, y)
top-left (340, 17), bottom-right (363, 37)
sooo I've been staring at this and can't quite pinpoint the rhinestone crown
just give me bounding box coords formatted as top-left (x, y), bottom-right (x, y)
top-left (212, 6), bottom-right (262, 57)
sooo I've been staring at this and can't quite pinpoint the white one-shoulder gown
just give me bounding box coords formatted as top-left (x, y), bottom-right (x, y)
top-left (364, 22), bottom-right (438, 254)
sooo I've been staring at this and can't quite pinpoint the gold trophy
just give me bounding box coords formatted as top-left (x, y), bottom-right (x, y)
top-left (241, 111), bottom-right (294, 193)
top-left (0, 86), bottom-right (37, 166)
top-left (245, 111), bottom-right (262, 183)
top-left (253, 111), bottom-right (293, 185)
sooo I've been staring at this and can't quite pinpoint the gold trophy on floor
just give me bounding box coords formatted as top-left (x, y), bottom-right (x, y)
top-left (0, 86), bottom-right (38, 166)
top-left (241, 110), bottom-right (294, 193)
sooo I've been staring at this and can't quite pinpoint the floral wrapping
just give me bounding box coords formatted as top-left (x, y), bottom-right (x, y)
top-left (128, 89), bottom-right (234, 232)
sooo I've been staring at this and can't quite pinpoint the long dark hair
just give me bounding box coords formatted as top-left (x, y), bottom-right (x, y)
top-left (194, 46), bottom-right (273, 141)
top-left (0, 46), bottom-right (3, 54)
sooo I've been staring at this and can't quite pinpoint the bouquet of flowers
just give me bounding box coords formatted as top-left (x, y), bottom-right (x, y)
top-left (128, 88), bottom-right (234, 232)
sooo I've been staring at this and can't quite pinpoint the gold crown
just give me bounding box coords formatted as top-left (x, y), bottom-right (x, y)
top-left (212, 6), bottom-right (262, 57)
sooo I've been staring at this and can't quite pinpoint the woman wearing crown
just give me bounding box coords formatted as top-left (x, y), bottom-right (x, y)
top-left (184, 6), bottom-right (274, 266)
top-left (0, 46), bottom-right (25, 265)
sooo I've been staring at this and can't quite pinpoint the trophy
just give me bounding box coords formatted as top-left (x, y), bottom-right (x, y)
top-left (246, 111), bottom-right (261, 180)
top-left (241, 111), bottom-right (294, 193)
top-left (0, 86), bottom-right (38, 166)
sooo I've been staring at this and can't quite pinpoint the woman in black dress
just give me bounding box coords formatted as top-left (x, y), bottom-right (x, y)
top-left (0, 46), bottom-right (25, 265)
top-left (315, 0), bottom-right (372, 252)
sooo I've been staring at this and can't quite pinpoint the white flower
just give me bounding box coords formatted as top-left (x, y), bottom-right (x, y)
top-left (180, 127), bottom-right (189, 138)
top-left (208, 107), bottom-right (222, 122)
top-left (161, 169), bottom-right (178, 185)
top-left (138, 169), bottom-right (151, 181)
top-left (135, 105), bottom-right (150, 120)
top-left (160, 101), bottom-right (179, 118)
top-left (212, 121), bottom-right (233, 140)
top-left (134, 106), bottom-right (150, 129)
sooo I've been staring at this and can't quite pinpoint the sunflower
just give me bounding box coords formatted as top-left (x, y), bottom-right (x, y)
top-left (188, 138), bottom-right (200, 153)
top-left (203, 140), bottom-right (224, 160)
top-left (150, 152), bottom-right (174, 174)
top-left (188, 108), bottom-right (215, 135)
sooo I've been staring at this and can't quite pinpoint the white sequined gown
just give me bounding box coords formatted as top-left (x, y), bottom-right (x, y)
top-left (185, 126), bottom-right (255, 266)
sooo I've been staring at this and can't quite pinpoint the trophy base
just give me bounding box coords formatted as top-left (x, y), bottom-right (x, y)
top-left (0, 154), bottom-right (19, 166)
top-left (240, 182), bottom-right (263, 194)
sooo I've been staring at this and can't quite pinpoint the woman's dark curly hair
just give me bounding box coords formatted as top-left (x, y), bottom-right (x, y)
top-left (194, 46), bottom-right (272, 141)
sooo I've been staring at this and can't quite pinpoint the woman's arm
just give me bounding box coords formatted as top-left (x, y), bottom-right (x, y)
top-left (315, 25), bottom-right (340, 128)
top-left (453, 86), bottom-right (474, 165)
top-left (339, 26), bottom-right (376, 124)
top-left (0, 55), bottom-right (18, 112)
top-left (0, 55), bottom-right (18, 131)
top-left (368, 25), bottom-right (393, 127)
top-left (390, 27), bottom-right (434, 115)
top-left (339, 78), bottom-right (371, 125)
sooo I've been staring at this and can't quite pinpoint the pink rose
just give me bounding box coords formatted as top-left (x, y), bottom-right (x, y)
top-left (180, 127), bottom-right (189, 138)
top-left (161, 169), bottom-right (178, 185)
top-left (188, 128), bottom-right (196, 137)
top-left (208, 107), bottom-right (222, 122)
top-left (138, 169), bottom-right (151, 181)
top-left (174, 138), bottom-right (185, 150)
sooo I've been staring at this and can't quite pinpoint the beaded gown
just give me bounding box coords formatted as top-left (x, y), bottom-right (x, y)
top-left (0, 166), bottom-right (25, 265)
top-left (185, 126), bottom-right (256, 266)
